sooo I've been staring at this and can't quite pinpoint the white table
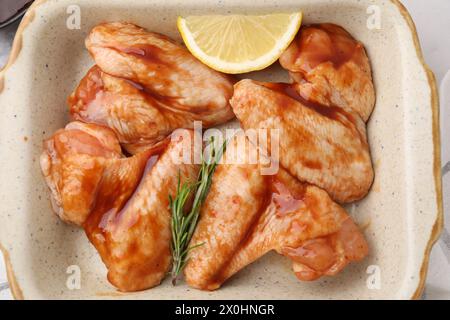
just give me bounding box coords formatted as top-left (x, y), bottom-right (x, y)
top-left (0, 0), bottom-right (449, 300)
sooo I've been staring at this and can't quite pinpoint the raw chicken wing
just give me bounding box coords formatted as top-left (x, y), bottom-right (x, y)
top-left (185, 136), bottom-right (368, 290)
top-left (230, 79), bottom-right (374, 203)
top-left (40, 121), bottom-right (125, 225)
top-left (69, 65), bottom-right (226, 154)
top-left (279, 24), bottom-right (375, 122)
top-left (84, 130), bottom-right (199, 291)
top-left (74, 22), bottom-right (235, 152)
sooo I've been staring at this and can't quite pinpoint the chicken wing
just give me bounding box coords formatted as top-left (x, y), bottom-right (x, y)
top-left (84, 129), bottom-right (199, 292)
top-left (76, 22), bottom-right (235, 152)
top-left (184, 135), bottom-right (269, 289)
top-left (184, 136), bottom-right (368, 290)
top-left (279, 24), bottom-right (375, 122)
top-left (69, 65), bottom-right (223, 154)
top-left (41, 121), bottom-right (199, 290)
top-left (230, 79), bottom-right (373, 203)
top-left (40, 121), bottom-right (126, 226)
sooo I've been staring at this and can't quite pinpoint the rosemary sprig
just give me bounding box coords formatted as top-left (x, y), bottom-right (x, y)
top-left (169, 137), bottom-right (226, 285)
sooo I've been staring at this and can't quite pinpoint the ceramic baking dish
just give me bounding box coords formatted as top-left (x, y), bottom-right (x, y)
top-left (0, 0), bottom-right (442, 299)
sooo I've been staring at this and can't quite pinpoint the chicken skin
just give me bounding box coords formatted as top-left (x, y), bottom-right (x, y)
top-left (185, 136), bottom-right (368, 290)
top-left (69, 65), bottom-right (228, 154)
top-left (279, 24), bottom-right (375, 122)
top-left (230, 79), bottom-right (374, 203)
top-left (84, 129), bottom-right (199, 292)
top-left (70, 22), bottom-right (235, 153)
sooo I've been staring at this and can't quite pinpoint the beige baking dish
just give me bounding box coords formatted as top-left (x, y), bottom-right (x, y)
top-left (0, 0), bottom-right (442, 299)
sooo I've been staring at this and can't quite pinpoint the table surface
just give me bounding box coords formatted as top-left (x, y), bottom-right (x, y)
top-left (0, 0), bottom-right (449, 300)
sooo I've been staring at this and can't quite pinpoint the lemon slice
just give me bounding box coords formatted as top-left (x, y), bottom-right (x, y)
top-left (177, 12), bottom-right (302, 74)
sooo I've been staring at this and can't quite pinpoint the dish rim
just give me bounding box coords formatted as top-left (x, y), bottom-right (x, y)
top-left (0, 0), bottom-right (442, 300)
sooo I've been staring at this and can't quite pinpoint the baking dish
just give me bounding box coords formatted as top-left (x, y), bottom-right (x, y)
top-left (0, 0), bottom-right (442, 299)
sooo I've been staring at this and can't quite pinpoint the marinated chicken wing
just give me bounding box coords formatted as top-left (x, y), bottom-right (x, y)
top-left (185, 136), bottom-right (368, 290)
top-left (279, 24), bottom-right (375, 122)
top-left (84, 129), bottom-right (199, 292)
top-left (40, 121), bottom-right (125, 225)
top-left (184, 135), bottom-right (269, 289)
top-left (41, 121), bottom-right (199, 291)
top-left (75, 22), bottom-right (235, 152)
top-left (230, 79), bottom-right (374, 203)
top-left (69, 65), bottom-right (225, 154)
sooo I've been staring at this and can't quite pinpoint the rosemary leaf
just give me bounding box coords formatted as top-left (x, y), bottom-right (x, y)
top-left (169, 137), bottom-right (226, 285)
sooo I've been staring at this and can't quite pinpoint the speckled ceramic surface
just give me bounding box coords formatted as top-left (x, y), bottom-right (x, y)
top-left (0, 0), bottom-right (442, 299)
